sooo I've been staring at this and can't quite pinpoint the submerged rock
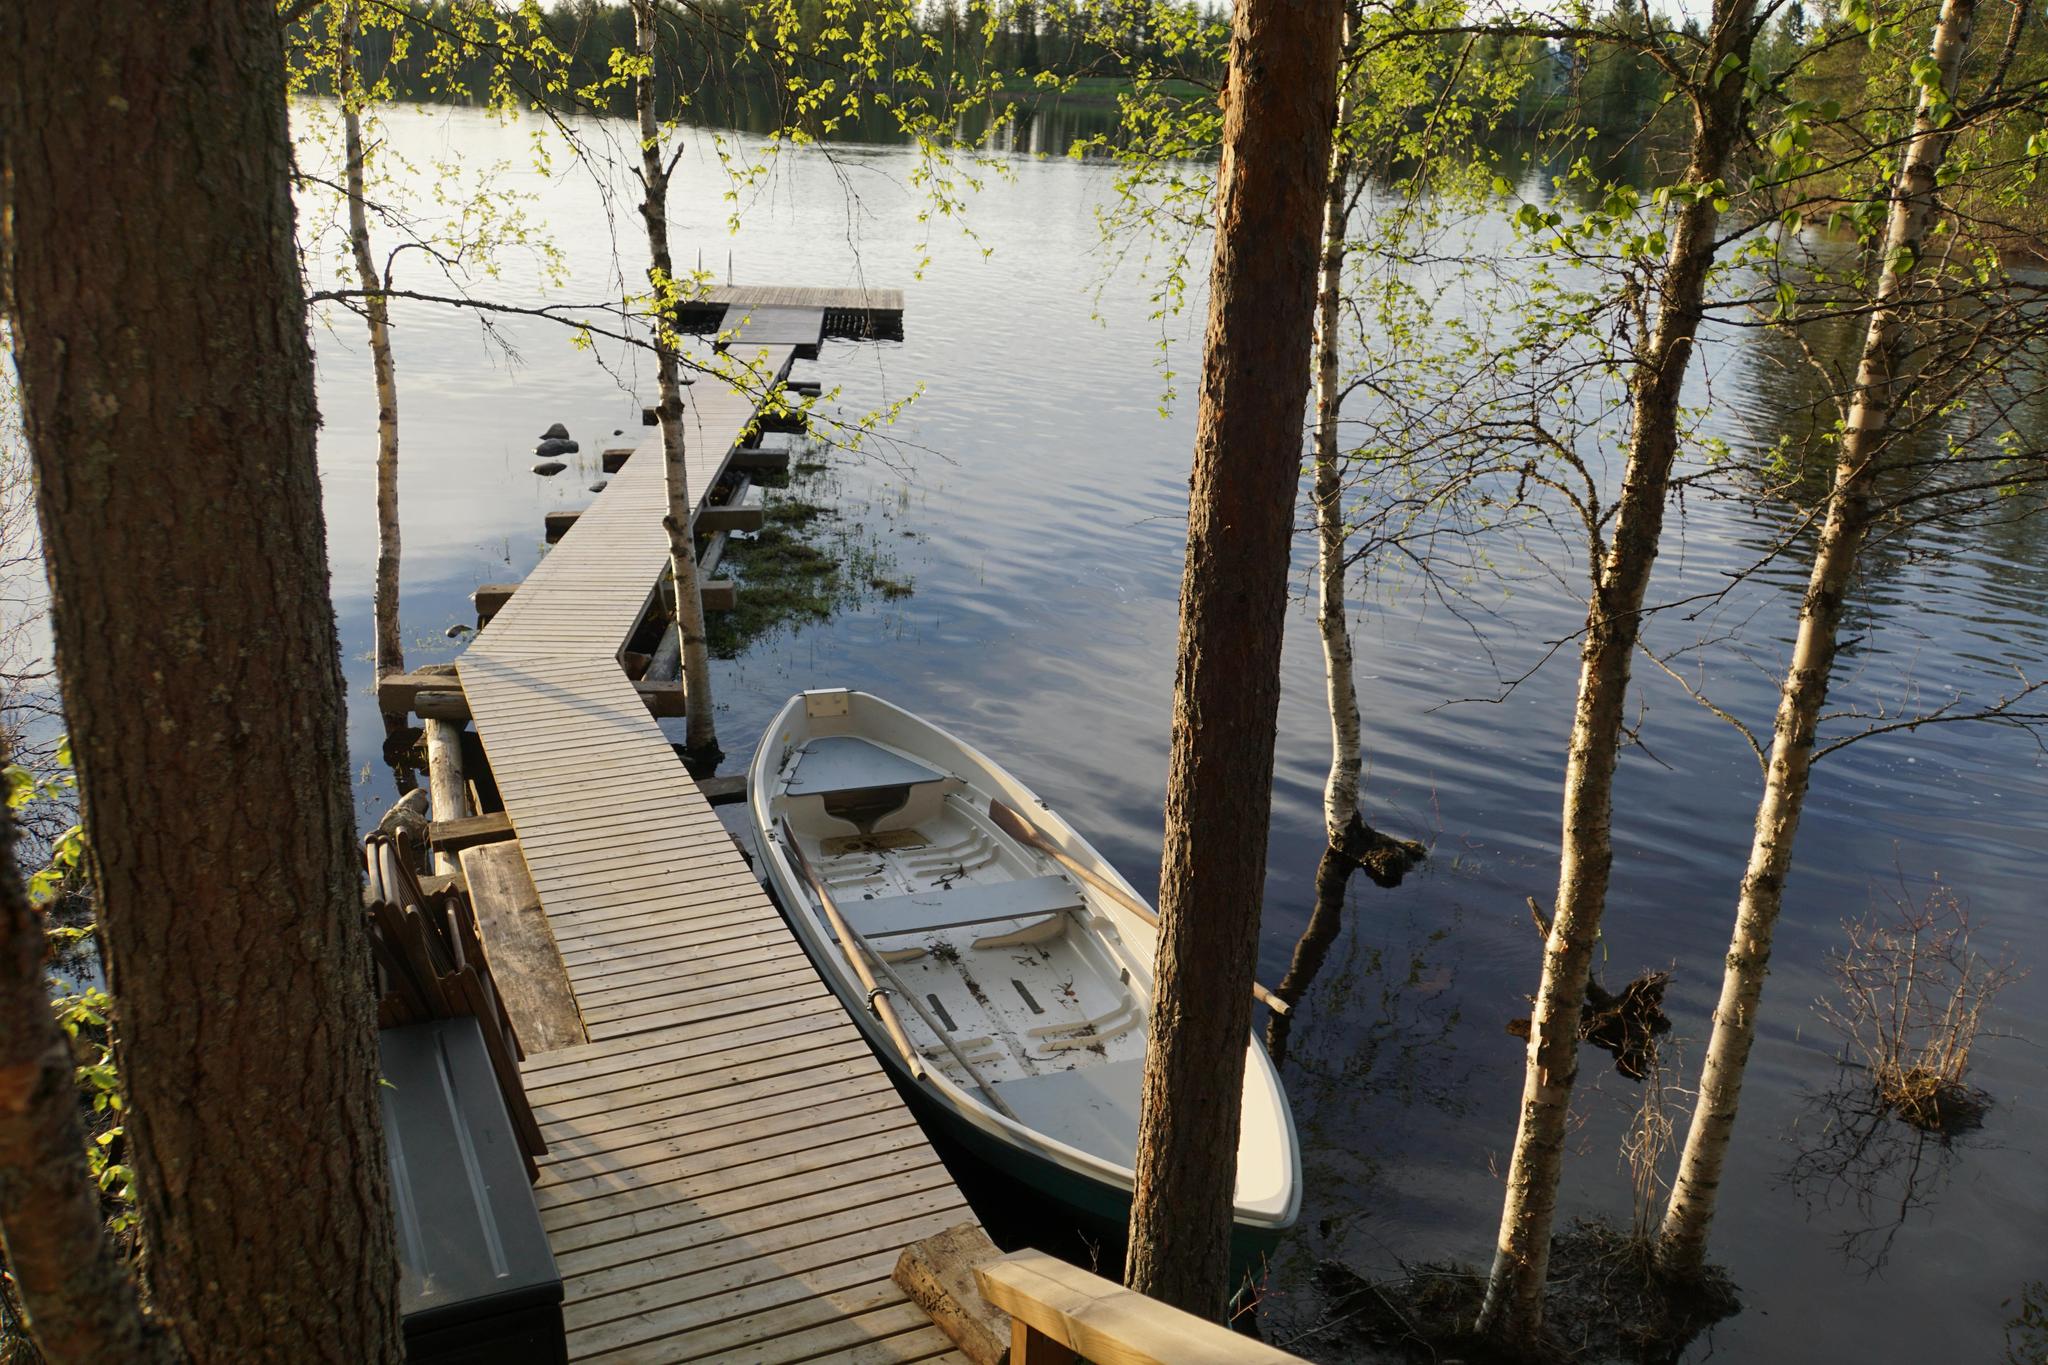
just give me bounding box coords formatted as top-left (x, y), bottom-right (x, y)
top-left (540, 421), bottom-right (569, 440)
top-left (532, 459), bottom-right (567, 476)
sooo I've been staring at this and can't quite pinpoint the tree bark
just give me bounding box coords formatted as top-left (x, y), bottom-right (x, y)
top-left (341, 4), bottom-right (406, 686)
top-left (633, 0), bottom-right (721, 763)
top-left (1124, 0), bottom-right (1344, 1320)
top-left (1474, 2), bottom-right (1755, 1341)
top-left (1313, 26), bottom-right (1364, 849)
top-left (0, 3), bottom-right (403, 1359)
top-left (0, 749), bottom-right (174, 1364)
top-left (1654, 0), bottom-right (1976, 1279)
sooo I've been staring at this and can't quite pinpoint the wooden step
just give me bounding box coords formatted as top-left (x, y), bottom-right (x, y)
top-left (749, 410), bottom-right (808, 437)
top-left (473, 582), bottom-right (518, 624)
top-left (697, 484), bottom-right (763, 534)
top-left (429, 809), bottom-right (516, 855)
top-left (727, 445), bottom-right (790, 475)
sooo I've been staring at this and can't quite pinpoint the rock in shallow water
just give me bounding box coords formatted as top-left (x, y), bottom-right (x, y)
top-left (540, 421), bottom-right (570, 440)
top-left (532, 459), bottom-right (566, 476)
top-left (589, 481), bottom-right (608, 493)
top-left (535, 437), bottom-right (579, 458)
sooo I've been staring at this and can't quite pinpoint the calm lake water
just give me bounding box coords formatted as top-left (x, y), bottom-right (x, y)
top-left (310, 101), bottom-right (2048, 1361)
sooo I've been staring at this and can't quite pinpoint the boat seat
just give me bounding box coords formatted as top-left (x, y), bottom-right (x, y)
top-left (787, 736), bottom-right (950, 799)
top-left (843, 874), bottom-right (1085, 939)
top-left (985, 1058), bottom-right (1145, 1169)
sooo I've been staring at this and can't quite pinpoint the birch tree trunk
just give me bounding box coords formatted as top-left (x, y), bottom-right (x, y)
top-left (1474, 2), bottom-right (1755, 1340)
top-left (1308, 15), bottom-right (1423, 887)
top-left (0, 1), bottom-right (403, 1356)
top-left (1312, 50), bottom-right (1363, 850)
top-left (1655, 0), bottom-right (1977, 1278)
top-left (633, 0), bottom-right (720, 762)
top-left (1124, 0), bottom-right (1344, 1319)
top-left (341, 5), bottom-right (405, 686)
top-left (0, 753), bottom-right (174, 1364)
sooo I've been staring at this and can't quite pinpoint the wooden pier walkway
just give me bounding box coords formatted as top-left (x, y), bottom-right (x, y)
top-left (457, 324), bottom-right (978, 1362)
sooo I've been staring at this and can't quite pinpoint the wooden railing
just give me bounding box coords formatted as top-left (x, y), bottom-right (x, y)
top-left (973, 1250), bottom-right (1311, 1365)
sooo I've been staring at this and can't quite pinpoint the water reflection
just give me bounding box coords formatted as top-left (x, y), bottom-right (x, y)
top-left (1265, 849), bottom-right (1354, 1070)
top-left (1780, 1062), bottom-right (1991, 1276)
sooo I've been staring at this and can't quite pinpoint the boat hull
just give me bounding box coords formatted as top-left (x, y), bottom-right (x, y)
top-left (873, 1038), bottom-right (1286, 1285)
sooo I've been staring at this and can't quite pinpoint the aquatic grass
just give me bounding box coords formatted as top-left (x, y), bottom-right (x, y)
top-left (1818, 877), bottom-right (2021, 1138)
top-left (706, 442), bottom-right (915, 658)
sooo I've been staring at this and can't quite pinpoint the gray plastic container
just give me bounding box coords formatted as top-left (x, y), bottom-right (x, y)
top-left (380, 1018), bottom-right (565, 1364)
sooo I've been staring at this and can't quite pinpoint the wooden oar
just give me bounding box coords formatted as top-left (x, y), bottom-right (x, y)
top-left (778, 819), bottom-right (925, 1082)
top-left (988, 799), bottom-right (1292, 1018)
top-left (860, 936), bottom-right (1025, 1124)
top-left (781, 824), bottom-right (1023, 1119)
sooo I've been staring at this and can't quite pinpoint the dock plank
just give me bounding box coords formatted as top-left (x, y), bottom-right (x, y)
top-left (461, 840), bottom-right (587, 1054)
top-left (454, 339), bottom-right (974, 1361)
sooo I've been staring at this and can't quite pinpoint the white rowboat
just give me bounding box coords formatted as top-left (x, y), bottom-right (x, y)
top-left (748, 688), bottom-right (1301, 1251)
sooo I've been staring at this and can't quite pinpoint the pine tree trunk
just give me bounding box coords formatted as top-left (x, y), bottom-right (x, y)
top-left (634, 0), bottom-right (720, 763)
top-left (1655, 0), bottom-right (1976, 1278)
top-left (0, 753), bottom-right (174, 1363)
top-left (1124, 0), bottom-right (1344, 1320)
top-left (342, 4), bottom-right (406, 685)
top-left (1313, 51), bottom-right (1362, 849)
top-left (1474, 3), bottom-right (1755, 1341)
top-left (0, 3), bottom-right (403, 1358)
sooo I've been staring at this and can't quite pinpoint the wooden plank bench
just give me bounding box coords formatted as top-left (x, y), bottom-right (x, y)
top-left (842, 875), bottom-right (1085, 939)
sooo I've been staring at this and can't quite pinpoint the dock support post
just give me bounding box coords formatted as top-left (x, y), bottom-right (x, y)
top-left (647, 621), bottom-right (682, 681)
top-left (423, 719), bottom-right (470, 876)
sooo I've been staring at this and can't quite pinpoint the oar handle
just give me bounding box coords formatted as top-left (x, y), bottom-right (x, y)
top-left (988, 800), bottom-right (1292, 1018)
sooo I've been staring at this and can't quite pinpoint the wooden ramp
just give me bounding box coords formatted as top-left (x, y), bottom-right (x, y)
top-left (459, 344), bottom-right (975, 1362)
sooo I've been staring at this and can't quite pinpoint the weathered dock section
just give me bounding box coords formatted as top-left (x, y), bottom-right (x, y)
top-left (674, 283), bottom-right (907, 346)
top-left (453, 319), bottom-right (978, 1362)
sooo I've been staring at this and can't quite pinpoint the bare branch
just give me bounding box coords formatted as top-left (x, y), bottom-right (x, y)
top-left (1638, 641), bottom-right (1768, 773)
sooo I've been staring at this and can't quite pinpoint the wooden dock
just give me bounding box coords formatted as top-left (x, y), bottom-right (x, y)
top-left (456, 327), bottom-right (978, 1362)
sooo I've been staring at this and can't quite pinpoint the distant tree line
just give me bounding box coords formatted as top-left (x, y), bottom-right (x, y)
top-left (292, 0), bottom-right (1236, 130)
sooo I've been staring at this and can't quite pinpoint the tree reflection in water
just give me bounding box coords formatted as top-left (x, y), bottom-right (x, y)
top-left (1266, 849), bottom-right (1353, 1069)
top-left (1780, 1060), bottom-right (1994, 1276)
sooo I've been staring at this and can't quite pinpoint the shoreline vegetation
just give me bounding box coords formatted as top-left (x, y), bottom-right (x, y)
top-left (298, 1), bottom-right (2048, 252)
